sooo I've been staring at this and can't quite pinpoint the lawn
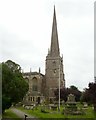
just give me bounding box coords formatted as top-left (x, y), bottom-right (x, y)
top-left (17, 105), bottom-right (96, 119)
top-left (2, 109), bottom-right (21, 119)
top-left (2, 104), bottom-right (96, 119)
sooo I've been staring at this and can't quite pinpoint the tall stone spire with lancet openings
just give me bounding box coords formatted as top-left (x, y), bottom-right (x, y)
top-left (50, 5), bottom-right (60, 57)
top-left (45, 6), bottom-right (65, 100)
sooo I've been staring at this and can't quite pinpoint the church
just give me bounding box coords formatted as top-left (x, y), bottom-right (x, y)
top-left (23, 6), bottom-right (65, 104)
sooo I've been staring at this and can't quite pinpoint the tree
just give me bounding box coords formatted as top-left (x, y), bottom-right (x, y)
top-left (68, 85), bottom-right (82, 102)
top-left (82, 82), bottom-right (96, 112)
top-left (2, 60), bottom-right (29, 113)
top-left (54, 87), bottom-right (68, 102)
top-left (54, 85), bottom-right (82, 102)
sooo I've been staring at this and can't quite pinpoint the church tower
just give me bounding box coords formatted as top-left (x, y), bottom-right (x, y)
top-left (45, 6), bottom-right (65, 100)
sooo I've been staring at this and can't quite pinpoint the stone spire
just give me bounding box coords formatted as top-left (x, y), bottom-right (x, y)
top-left (50, 6), bottom-right (60, 57)
top-left (45, 6), bottom-right (65, 99)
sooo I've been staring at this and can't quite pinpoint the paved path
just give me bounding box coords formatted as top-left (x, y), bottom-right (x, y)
top-left (10, 108), bottom-right (36, 119)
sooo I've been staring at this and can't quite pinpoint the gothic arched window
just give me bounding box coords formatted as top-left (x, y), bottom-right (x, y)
top-left (32, 77), bottom-right (38, 91)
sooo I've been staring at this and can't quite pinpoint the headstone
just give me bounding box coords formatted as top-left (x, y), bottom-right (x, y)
top-left (83, 102), bottom-right (88, 109)
top-left (63, 94), bottom-right (83, 115)
top-left (67, 94), bottom-right (75, 103)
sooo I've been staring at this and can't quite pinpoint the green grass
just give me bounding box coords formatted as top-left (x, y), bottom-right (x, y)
top-left (2, 109), bottom-right (21, 119)
top-left (17, 105), bottom-right (96, 119)
top-left (65, 107), bottom-right (95, 118)
top-left (3, 104), bottom-right (96, 119)
top-left (17, 106), bottom-right (65, 118)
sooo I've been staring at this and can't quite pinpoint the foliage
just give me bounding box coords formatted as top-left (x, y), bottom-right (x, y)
top-left (2, 95), bottom-right (12, 113)
top-left (2, 60), bottom-right (29, 113)
top-left (68, 86), bottom-right (82, 102)
top-left (54, 85), bottom-right (82, 102)
top-left (5, 60), bottom-right (21, 73)
top-left (81, 82), bottom-right (96, 112)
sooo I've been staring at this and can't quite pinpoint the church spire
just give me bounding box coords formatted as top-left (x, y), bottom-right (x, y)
top-left (50, 6), bottom-right (60, 57)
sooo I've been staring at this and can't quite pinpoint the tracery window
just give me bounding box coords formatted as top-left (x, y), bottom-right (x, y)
top-left (32, 77), bottom-right (38, 91)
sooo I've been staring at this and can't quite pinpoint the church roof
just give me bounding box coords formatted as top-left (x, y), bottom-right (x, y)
top-left (23, 72), bottom-right (44, 76)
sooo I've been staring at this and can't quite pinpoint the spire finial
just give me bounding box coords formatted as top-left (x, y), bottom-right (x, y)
top-left (54, 5), bottom-right (55, 10)
top-left (54, 5), bottom-right (56, 19)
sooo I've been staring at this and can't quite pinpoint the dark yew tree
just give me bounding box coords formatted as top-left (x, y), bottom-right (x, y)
top-left (2, 60), bottom-right (29, 113)
top-left (81, 82), bottom-right (96, 112)
top-left (68, 85), bottom-right (82, 102)
top-left (54, 85), bottom-right (82, 102)
top-left (54, 87), bottom-right (68, 102)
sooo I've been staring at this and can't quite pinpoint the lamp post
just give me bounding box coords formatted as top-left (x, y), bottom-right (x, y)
top-left (58, 64), bottom-right (60, 112)
top-left (24, 114), bottom-right (28, 120)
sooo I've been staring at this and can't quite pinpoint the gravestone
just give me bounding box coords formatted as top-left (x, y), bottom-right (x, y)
top-left (63, 94), bottom-right (83, 115)
top-left (67, 94), bottom-right (75, 102)
top-left (65, 94), bottom-right (77, 114)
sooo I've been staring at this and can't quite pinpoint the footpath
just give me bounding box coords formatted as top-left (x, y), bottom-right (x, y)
top-left (10, 108), bottom-right (37, 119)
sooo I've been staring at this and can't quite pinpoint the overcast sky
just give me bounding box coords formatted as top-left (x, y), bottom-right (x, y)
top-left (0, 0), bottom-right (95, 91)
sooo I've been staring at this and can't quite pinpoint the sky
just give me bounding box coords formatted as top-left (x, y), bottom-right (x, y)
top-left (0, 0), bottom-right (95, 91)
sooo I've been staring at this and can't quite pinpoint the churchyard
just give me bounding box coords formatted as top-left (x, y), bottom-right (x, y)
top-left (2, 94), bottom-right (96, 119)
top-left (2, 109), bottom-right (20, 119)
top-left (3, 102), bottom-right (96, 119)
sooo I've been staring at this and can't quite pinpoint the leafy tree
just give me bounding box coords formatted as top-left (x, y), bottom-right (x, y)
top-left (81, 82), bottom-right (96, 112)
top-left (70, 85), bottom-right (78, 90)
top-left (68, 85), bottom-right (82, 102)
top-left (5, 60), bottom-right (21, 73)
top-left (54, 87), bottom-right (68, 102)
top-left (54, 85), bottom-right (82, 102)
top-left (2, 60), bottom-right (29, 113)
